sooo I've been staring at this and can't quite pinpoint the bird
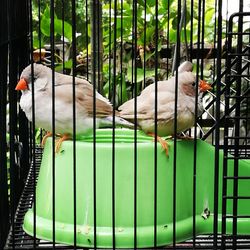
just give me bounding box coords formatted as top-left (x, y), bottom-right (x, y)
top-left (118, 61), bottom-right (212, 156)
top-left (15, 63), bottom-right (134, 152)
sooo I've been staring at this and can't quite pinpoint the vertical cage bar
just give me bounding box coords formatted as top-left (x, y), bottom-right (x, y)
top-left (154, 0), bottom-right (159, 247)
top-left (18, 0), bottom-right (31, 225)
top-left (97, 0), bottom-right (102, 93)
top-left (232, 3), bottom-right (243, 248)
top-left (192, 0), bottom-right (202, 246)
top-left (91, 0), bottom-right (103, 93)
top-left (71, 0), bottom-right (77, 248)
top-left (247, 18), bottom-right (250, 150)
top-left (0, 0), bottom-right (9, 247)
top-left (38, 0), bottom-right (42, 60)
top-left (221, 10), bottom-right (234, 249)
top-left (108, 0), bottom-right (112, 100)
top-left (200, 0), bottom-right (205, 77)
top-left (28, 0), bottom-right (36, 247)
top-left (62, 0), bottom-right (66, 73)
top-left (167, 0), bottom-right (170, 77)
top-left (8, 0), bottom-right (25, 247)
top-left (213, 0), bottom-right (223, 248)
top-left (211, 0), bottom-right (218, 146)
top-left (192, 34), bottom-right (198, 250)
top-left (0, 55), bottom-right (9, 248)
top-left (120, 0), bottom-right (123, 104)
top-left (132, 0), bottom-right (138, 247)
top-left (190, 0), bottom-right (194, 61)
top-left (50, 0), bottom-right (56, 248)
top-left (212, 0), bottom-right (218, 84)
top-left (172, 0), bottom-right (181, 246)
top-left (90, 0), bottom-right (97, 248)
top-left (18, 0), bottom-right (31, 219)
top-left (112, 0), bottom-right (117, 247)
top-left (85, 0), bottom-right (89, 81)
top-left (143, 0), bottom-right (146, 86)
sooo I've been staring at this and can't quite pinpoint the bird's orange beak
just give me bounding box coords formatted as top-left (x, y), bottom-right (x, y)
top-left (199, 80), bottom-right (212, 92)
top-left (15, 78), bottom-right (28, 91)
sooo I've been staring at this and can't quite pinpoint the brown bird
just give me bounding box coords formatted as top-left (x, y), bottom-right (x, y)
top-left (16, 63), bottom-right (133, 152)
top-left (118, 61), bottom-right (211, 156)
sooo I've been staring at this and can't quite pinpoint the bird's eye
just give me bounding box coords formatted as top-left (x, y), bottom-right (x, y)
top-left (192, 82), bottom-right (196, 86)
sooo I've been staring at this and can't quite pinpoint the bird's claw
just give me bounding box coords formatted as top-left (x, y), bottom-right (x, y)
top-left (41, 131), bottom-right (53, 147)
top-left (157, 136), bottom-right (169, 157)
top-left (176, 134), bottom-right (193, 140)
top-left (147, 132), bottom-right (169, 157)
top-left (55, 134), bottom-right (70, 153)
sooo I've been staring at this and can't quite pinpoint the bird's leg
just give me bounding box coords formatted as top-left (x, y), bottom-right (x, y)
top-left (147, 132), bottom-right (169, 157)
top-left (41, 131), bottom-right (53, 146)
top-left (175, 134), bottom-right (193, 140)
top-left (55, 134), bottom-right (71, 153)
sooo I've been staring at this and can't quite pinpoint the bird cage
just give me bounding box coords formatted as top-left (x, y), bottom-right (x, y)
top-left (1, 0), bottom-right (250, 249)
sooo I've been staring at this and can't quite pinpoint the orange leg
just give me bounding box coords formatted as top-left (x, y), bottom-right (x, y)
top-left (55, 134), bottom-right (71, 153)
top-left (41, 131), bottom-right (53, 147)
top-left (147, 132), bottom-right (169, 157)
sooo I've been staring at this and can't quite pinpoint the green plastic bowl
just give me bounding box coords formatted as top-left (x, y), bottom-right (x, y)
top-left (23, 128), bottom-right (250, 247)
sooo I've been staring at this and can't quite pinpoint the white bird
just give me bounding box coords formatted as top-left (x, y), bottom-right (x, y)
top-left (16, 63), bottom-right (133, 152)
top-left (118, 61), bottom-right (211, 155)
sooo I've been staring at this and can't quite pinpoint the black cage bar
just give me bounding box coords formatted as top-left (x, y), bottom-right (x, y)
top-left (1, 0), bottom-right (250, 249)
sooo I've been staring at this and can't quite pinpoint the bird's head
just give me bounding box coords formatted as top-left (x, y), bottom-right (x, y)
top-left (179, 72), bottom-right (212, 97)
top-left (15, 63), bottom-right (51, 92)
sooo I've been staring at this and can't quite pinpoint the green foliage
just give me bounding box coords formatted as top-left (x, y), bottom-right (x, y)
top-left (127, 66), bottom-right (156, 83)
top-left (40, 6), bottom-right (72, 42)
top-left (32, 0), bottom-right (240, 106)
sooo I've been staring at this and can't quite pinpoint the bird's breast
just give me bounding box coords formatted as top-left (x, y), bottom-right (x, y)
top-left (20, 92), bottom-right (32, 121)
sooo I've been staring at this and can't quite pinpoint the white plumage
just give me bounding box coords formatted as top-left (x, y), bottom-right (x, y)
top-left (119, 61), bottom-right (211, 136)
top-left (17, 63), bottom-right (133, 136)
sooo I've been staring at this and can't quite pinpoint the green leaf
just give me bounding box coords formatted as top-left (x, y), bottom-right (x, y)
top-left (40, 6), bottom-right (72, 42)
top-left (123, 2), bottom-right (132, 11)
top-left (43, 6), bottom-right (51, 18)
top-left (103, 81), bottom-right (111, 97)
top-left (127, 67), bottom-right (156, 83)
top-left (64, 21), bottom-right (73, 42)
top-left (54, 18), bottom-right (72, 42)
top-left (169, 29), bottom-right (177, 42)
top-left (41, 14), bottom-right (51, 37)
top-left (146, 26), bottom-right (155, 44)
top-left (205, 8), bottom-right (215, 25)
top-left (118, 73), bottom-right (129, 104)
top-left (137, 0), bottom-right (144, 6)
top-left (40, 6), bottom-right (58, 37)
top-left (55, 59), bottom-right (73, 71)
top-left (54, 19), bottom-right (62, 36)
top-left (168, 28), bottom-right (191, 43)
top-left (32, 31), bottom-right (44, 49)
top-left (116, 16), bottom-right (132, 30)
top-left (147, 0), bottom-right (156, 7)
top-left (162, 0), bottom-right (175, 9)
top-left (172, 16), bottom-right (179, 30)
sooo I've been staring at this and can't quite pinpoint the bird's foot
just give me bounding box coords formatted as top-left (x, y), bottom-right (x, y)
top-left (55, 134), bottom-right (70, 153)
top-left (147, 132), bottom-right (169, 157)
top-left (41, 131), bottom-right (53, 147)
top-left (175, 134), bottom-right (193, 140)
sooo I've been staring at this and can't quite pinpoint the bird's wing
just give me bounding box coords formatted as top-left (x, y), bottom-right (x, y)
top-left (119, 91), bottom-right (177, 122)
top-left (51, 74), bottom-right (113, 118)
